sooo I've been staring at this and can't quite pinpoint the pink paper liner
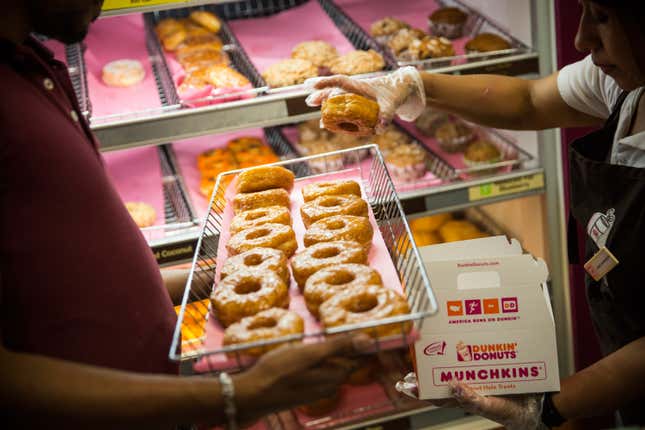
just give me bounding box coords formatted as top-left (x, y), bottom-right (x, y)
top-left (294, 382), bottom-right (395, 427)
top-left (397, 121), bottom-right (515, 180)
top-left (193, 170), bottom-right (412, 373)
top-left (280, 126), bottom-right (444, 193)
top-left (228, 1), bottom-right (357, 76)
top-left (335, 0), bottom-right (471, 59)
top-left (84, 14), bottom-right (162, 119)
top-left (170, 129), bottom-right (267, 218)
top-left (102, 146), bottom-right (166, 235)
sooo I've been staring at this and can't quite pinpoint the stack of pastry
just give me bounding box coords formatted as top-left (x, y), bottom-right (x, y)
top-left (197, 136), bottom-right (279, 199)
top-left (370, 17), bottom-right (455, 62)
top-left (154, 10), bottom-right (251, 99)
top-left (262, 40), bottom-right (385, 88)
top-left (409, 212), bottom-right (489, 246)
top-left (213, 166), bottom-right (303, 355)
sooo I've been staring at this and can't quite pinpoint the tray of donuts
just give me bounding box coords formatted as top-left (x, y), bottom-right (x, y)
top-left (340, 0), bottom-right (530, 70)
top-left (279, 119), bottom-right (456, 193)
top-left (172, 151), bottom-right (438, 370)
top-left (143, 6), bottom-right (267, 107)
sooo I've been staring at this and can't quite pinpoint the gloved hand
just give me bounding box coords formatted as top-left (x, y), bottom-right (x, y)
top-left (395, 372), bottom-right (547, 430)
top-left (305, 66), bottom-right (426, 133)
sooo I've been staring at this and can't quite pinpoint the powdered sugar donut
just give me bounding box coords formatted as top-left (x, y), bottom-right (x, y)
top-left (102, 59), bottom-right (145, 87)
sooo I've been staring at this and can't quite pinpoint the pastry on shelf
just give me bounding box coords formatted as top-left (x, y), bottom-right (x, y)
top-left (387, 28), bottom-right (426, 56)
top-left (291, 40), bottom-right (339, 70)
top-left (307, 141), bottom-right (345, 173)
top-left (413, 230), bottom-right (443, 246)
top-left (463, 139), bottom-right (503, 174)
top-left (406, 36), bottom-right (455, 62)
top-left (438, 219), bottom-right (488, 242)
top-left (414, 107), bottom-right (450, 137)
top-left (409, 213), bottom-right (452, 233)
top-left (465, 33), bottom-right (512, 54)
top-left (262, 58), bottom-right (318, 88)
top-left (125, 202), bottom-right (157, 228)
top-left (428, 7), bottom-right (468, 39)
top-left (435, 121), bottom-right (476, 153)
top-left (370, 17), bottom-right (410, 43)
top-left (328, 50), bottom-right (385, 76)
top-left (384, 143), bottom-right (427, 182)
top-left (372, 124), bottom-right (411, 156)
top-left (102, 59), bottom-right (145, 87)
top-left (189, 10), bottom-right (222, 33)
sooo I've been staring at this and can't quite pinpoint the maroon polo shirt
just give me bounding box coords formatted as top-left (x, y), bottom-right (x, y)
top-left (0, 37), bottom-right (178, 375)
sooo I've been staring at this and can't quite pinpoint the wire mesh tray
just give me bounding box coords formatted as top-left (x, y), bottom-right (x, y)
top-left (144, 6), bottom-right (268, 107)
top-left (276, 122), bottom-right (456, 192)
top-left (170, 145), bottom-right (438, 371)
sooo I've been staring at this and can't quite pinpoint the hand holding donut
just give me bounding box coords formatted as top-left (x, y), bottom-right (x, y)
top-left (305, 66), bottom-right (426, 133)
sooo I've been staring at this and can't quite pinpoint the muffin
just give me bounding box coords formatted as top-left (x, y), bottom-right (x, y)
top-left (384, 143), bottom-right (427, 182)
top-left (370, 17), bottom-right (410, 43)
top-left (415, 108), bottom-right (450, 137)
top-left (328, 50), bottom-right (385, 75)
top-left (465, 33), bottom-right (512, 54)
top-left (406, 36), bottom-right (455, 63)
top-left (435, 121), bottom-right (475, 153)
top-left (428, 7), bottom-right (468, 39)
top-left (262, 59), bottom-right (318, 88)
top-left (463, 139), bottom-right (503, 175)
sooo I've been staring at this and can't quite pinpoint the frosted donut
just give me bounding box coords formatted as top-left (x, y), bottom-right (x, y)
top-left (236, 165), bottom-right (295, 193)
top-left (221, 247), bottom-right (290, 285)
top-left (223, 308), bottom-right (304, 356)
top-left (291, 240), bottom-right (367, 290)
top-left (319, 284), bottom-right (411, 338)
top-left (102, 60), bottom-right (145, 87)
top-left (189, 10), bottom-right (222, 33)
top-left (304, 215), bottom-right (373, 252)
top-left (321, 93), bottom-right (379, 136)
top-left (303, 263), bottom-right (383, 317)
top-left (300, 194), bottom-right (368, 228)
top-left (211, 270), bottom-right (289, 327)
top-left (125, 202), bottom-right (156, 228)
top-left (302, 180), bottom-right (361, 202)
top-left (230, 206), bottom-right (291, 235)
top-left (233, 188), bottom-right (290, 214)
top-left (227, 223), bottom-right (297, 258)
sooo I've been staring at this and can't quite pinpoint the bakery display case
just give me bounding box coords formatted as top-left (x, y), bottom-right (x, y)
top-left (54, 0), bottom-right (573, 428)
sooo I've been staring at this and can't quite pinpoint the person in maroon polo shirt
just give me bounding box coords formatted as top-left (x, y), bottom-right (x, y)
top-left (0, 1), bottom-right (371, 428)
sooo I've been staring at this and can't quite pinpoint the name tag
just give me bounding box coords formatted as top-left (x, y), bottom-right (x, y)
top-left (584, 246), bottom-right (619, 281)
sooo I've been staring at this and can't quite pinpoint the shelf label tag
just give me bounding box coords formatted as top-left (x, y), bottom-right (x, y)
top-left (102, 0), bottom-right (185, 11)
top-left (468, 173), bottom-right (544, 201)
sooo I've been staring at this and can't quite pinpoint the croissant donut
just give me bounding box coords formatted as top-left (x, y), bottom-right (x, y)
top-left (321, 93), bottom-right (379, 136)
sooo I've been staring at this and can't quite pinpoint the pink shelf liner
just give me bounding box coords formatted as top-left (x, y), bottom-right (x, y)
top-left (335, 0), bottom-right (471, 56)
top-left (228, 1), bottom-right (358, 76)
top-left (280, 126), bottom-right (444, 193)
top-left (84, 14), bottom-right (162, 119)
top-left (294, 382), bottom-right (395, 428)
top-left (193, 170), bottom-right (413, 373)
top-left (43, 40), bottom-right (68, 65)
top-left (397, 120), bottom-right (515, 180)
top-left (171, 129), bottom-right (267, 218)
top-left (102, 146), bottom-right (166, 230)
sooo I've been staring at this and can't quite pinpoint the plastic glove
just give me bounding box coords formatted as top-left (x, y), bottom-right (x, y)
top-left (305, 66), bottom-right (426, 133)
top-left (395, 372), bottom-right (546, 430)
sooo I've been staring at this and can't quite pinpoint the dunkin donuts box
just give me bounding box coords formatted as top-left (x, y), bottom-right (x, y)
top-left (414, 236), bottom-right (560, 399)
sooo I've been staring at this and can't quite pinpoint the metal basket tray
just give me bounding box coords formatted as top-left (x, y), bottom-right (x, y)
top-left (170, 145), bottom-right (438, 370)
top-left (144, 6), bottom-right (268, 106)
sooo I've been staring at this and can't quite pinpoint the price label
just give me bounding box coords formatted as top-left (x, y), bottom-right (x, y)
top-left (468, 173), bottom-right (544, 201)
top-left (102, 0), bottom-right (185, 11)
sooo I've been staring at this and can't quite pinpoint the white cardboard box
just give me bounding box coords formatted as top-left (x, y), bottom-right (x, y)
top-left (414, 236), bottom-right (560, 399)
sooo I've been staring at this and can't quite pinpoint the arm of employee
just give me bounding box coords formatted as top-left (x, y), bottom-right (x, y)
top-left (1, 332), bottom-right (372, 429)
top-left (306, 66), bottom-right (604, 132)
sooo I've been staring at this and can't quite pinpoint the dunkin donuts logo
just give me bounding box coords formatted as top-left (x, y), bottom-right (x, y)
top-left (456, 341), bottom-right (518, 362)
top-left (447, 297), bottom-right (518, 316)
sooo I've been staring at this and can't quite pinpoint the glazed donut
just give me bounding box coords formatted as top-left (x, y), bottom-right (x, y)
top-left (102, 60), bottom-right (145, 87)
top-left (227, 223), bottom-right (297, 258)
top-left (291, 240), bottom-right (367, 290)
top-left (303, 263), bottom-right (382, 317)
top-left (304, 215), bottom-right (373, 252)
top-left (125, 202), bottom-right (156, 228)
top-left (189, 10), bottom-right (222, 33)
top-left (223, 308), bottom-right (304, 356)
top-left (319, 284), bottom-right (411, 338)
top-left (300, 194), bottom-right (368, 228)
top-left (233, 188), bottom-right (290, 214)
top-left (230, 205), bottom-right (291, 234)
top-left (236, 165), bottom-right (295, 194)
top-left (321, 93), bottom-right (379, 136)
top-left (302, 180), bottom-right (361, 202)
top-left (221, 247), bottom-right (290, 284)
top-left (211, 270), bottom-right (289, 327)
